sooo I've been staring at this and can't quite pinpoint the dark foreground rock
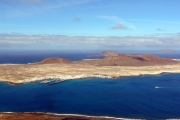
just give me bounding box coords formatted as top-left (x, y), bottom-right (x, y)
top-left (0, 113), bottom-right (123, 120)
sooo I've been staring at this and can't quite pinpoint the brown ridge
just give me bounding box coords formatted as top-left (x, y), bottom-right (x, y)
top-left (36, 51), bottom-right (179, 66)
top-left (38, 58), bottom-right (71, 64)
top-left (77, 54), bottom-right (178, 66)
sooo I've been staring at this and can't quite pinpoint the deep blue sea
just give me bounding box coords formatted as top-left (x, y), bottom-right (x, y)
top-left (1, 74), bottom-right (180, 119)
top-left (0, 51), bottom-right (105, 64)
top-left (1, 51), bottom-right (180, 119)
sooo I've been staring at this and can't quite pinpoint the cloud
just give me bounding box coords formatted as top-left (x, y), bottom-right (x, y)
top-left (111, 23), bottom-right (127, 30)
top-left (4, 0), bottom-right (42, 3)
top-left (1, 34), bottom-right (180, 50)
top-left (97, 16), bottom-right (136, 30)
top-left (73, 17), bottom-right (81, 22)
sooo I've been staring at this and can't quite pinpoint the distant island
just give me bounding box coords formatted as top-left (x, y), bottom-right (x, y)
top-left (94, 51), bottom-right (119, 56)
top-left (0, 51), bottom-right (180, 84)
top-left (160, 49), bottom-right (176, 53)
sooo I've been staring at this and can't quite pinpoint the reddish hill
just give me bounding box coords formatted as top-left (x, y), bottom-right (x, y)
top-left (78, 54), bottom-right (178, 66)
top-left (38, 58), bottom-right (71, 64)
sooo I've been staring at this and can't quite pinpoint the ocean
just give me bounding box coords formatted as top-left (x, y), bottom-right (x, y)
top-left (0, 51), bottom-right (180, 119)
top-left (0, 50), bottom-right (105, 64)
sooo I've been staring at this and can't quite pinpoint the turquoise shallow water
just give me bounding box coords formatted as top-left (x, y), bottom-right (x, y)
top-left (0, 73), bottom-right (180, 119)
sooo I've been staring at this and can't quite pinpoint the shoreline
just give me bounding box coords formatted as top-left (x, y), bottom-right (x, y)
top-left (0, 112), bottom-right (142, 120)
top-left (1, 112), bottom-right (179, 120)
top-left (2, 72), bottom-right (180, 85)
top-left (1, 62), bottom-right (180, 84)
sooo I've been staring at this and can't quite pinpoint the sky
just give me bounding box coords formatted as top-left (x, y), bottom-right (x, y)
top-left (1, 0), bottom-right (180, 51)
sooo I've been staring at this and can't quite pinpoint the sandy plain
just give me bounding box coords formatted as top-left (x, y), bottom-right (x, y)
top-left (0, 62), bottom-right (180, 84)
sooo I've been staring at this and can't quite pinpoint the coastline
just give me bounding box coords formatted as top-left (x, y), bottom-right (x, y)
top-left (1, 63), bottom-right (180, 84)
top-left (0, 112), bottom-right (141, 120)
top-left (5, 72), bottom-right (180, 85)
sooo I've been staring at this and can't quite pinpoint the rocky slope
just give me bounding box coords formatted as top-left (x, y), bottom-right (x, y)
top-left (37, 52), bottom-right (178, 66)
top-left (79, 54), bottom-right (178, 66)
top-left (38, 58), bottom-right (71, 64)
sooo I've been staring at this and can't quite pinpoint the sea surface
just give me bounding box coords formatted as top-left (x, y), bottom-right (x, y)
top-left (0, 50), bottom-right (105, 64)
top-left (1, 74), bottom-right (180, 119)
top-left (1, 51), bottom-right (180, 119)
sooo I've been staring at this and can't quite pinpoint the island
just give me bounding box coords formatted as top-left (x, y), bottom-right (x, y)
top-left (0, 51), bottom-right (180, 84)
top-left (160, 49), bottom-right (177, 53)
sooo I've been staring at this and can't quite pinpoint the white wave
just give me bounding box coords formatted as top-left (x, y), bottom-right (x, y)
top-left (1, 112), bottom-right (14, 113)
top-left (40, 80), bottom-right (50, 83)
